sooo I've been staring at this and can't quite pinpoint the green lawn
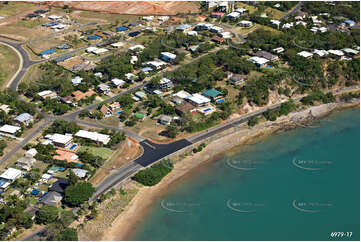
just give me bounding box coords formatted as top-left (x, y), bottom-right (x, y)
top-left (77, 146), bottom-right (113, 160)
top-left (29, 196), bottom-right (39, 205)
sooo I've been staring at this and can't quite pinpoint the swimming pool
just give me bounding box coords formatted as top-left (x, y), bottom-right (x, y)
top-left (116, 110), bottom-right (124, 114)
top-left (75, 163), bottom-right (83, 167)
top-left (265, 65), bottom-right (274, 69)
top-left (215, 99), bottom-right (224, 103)
top-left (203, 108), bottom-right (211, 112)
top-left (69, 144), bottom-right (77, 150)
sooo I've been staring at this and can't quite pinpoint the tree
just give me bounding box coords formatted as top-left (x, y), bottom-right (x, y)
top-left (37, 205), bottom-right (58, 224)
top-left (279, 99), bottom-right (296, 116)
top-left (59, 228), bottom-right (78, 241)
top-left (88, 208), bottom-right (98, 220)
top-left (64, 182), bottom-right (95, 206)
top-left (248, 116), bottom-right (259, 127)
top-left (148, 76), bottom-right (161, 89)
top-left (263, 109), bottom-right (278, 121)
top-left (44, 120), bottom-right (80, 135)
top-left (107, 132), bottom-right (126, 147)
top-left (165, 124), bottom-right (179, 138)
top-left (132, 160), bottom-right (173, 186)
top-left (59, 210), bottom-right (75, 227)
top-left (68, 170), bottom-right (78, 186)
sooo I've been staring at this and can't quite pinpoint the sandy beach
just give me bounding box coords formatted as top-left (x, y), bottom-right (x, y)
top-left (98, 101), bottom-right (359, 241)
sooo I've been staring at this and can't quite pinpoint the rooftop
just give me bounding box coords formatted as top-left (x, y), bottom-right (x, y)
top-left (0, 125), bottom-right (21, 134)
top-left (0, 168), bottom-right (22, 181)
top-left (14, 113), bottom-right (33, 122)
top-left (187, 93), bottom-right (211, 105)
top-left (202, 88), bottom-right (223, 98)
top-left (75, 130), bottom-right (110, 144)
top-left (49, 133), bottom-right (73, 145)
top-left (53, 149), bottom-right (78, 162)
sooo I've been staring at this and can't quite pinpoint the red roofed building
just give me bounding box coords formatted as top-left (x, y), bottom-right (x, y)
top-left (211, 12), bottom-right (225, 18)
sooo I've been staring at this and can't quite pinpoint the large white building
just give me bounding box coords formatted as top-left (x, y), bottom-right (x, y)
top-left (48, 133), bottom-right (73, 147)
top-left (0, 125), bottom-right (21, 135)
top-left (297, 51), bottom-right (314, 58)
top-left (186, 94), bottom-right (211, 107)
top-left (111, 78), bottom-right (126, 88)
top-left (248, 56), bottom-right (269, 66)
top-left (0, 168), bottom-right (22, 182)
top-left (75, 130), bottom-right (110, 145)
top-left (159, 78), bottom-right (173, 90)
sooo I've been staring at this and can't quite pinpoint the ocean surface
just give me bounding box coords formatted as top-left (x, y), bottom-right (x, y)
top-left (129, 108), bottom-right (360, 241)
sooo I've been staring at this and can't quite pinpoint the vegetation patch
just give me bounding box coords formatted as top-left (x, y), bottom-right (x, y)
top-left (132, 159), bottom-right (173, 186)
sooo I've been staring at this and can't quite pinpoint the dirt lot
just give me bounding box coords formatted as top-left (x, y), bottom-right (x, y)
top-left (41, 1), bottom-right (200, 16)
top-left (90, 137), bottom-right (142, 187)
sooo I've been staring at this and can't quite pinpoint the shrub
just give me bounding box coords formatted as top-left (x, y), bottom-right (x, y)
top-left (248, 116), bottom-right (259, 127)
top-left (64, 182), bottom-right (96, 206)
top-left (132, 160), bottom-right (173, 186)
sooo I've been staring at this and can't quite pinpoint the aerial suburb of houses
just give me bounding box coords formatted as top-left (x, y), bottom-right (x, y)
top-left (0, 1), bottom-right (359, 241)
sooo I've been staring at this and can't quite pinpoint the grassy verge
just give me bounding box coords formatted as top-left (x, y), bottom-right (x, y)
top-left (0, 43), bottom-right (20, 88)
top-left (77, 186), bottom-right (138, 240)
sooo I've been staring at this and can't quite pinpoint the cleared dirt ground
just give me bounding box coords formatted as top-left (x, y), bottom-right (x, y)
top-left (41, 1), bottom-right (200, 16)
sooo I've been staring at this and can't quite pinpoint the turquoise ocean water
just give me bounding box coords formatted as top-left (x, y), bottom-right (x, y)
top-left (129, 108), bottom-right (360, 241)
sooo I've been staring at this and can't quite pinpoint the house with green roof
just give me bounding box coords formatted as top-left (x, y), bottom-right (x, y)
top-left (135, 91), bottom-right (147, 100)
top-left (135, 113), bottom-right (146, 121)
top-left (202, 88), bottom-right (223, 101)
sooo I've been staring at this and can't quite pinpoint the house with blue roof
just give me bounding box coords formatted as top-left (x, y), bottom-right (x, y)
top-left (53, 54), bottom-right (71, 63)
top-left (141, 67), bottom-right (153, 74)
top-left (128, 31), bottom-right (141, 37)
top-left (344, 20), bottom-right (356, 27)
top-left (39, 49), bottom-right (56, 56)
top-left (116, 26), bottom-right (129, 32)
top-left (176, 24), bottom-right (192, 32)
top-left (87, 35), bottom-right (101, 40)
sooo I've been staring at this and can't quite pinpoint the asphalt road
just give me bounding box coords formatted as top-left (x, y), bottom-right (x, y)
top-left (21, 227), bottom-right (47, 241)
top-left (0, 118), bottom-right (54, 165)
top-left (0, 40), bottom-right (43, 90)
top-left (92, 138), bottom-right (191, 199)
top-left (280, 1), bottom-right (304, 20)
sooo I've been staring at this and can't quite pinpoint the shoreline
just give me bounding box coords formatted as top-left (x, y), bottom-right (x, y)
top-left (98, 101), bottom-right (360, 241)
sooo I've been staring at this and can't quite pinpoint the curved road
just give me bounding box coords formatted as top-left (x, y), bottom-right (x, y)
top-left (0, 39), bottom-right (43, 90)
